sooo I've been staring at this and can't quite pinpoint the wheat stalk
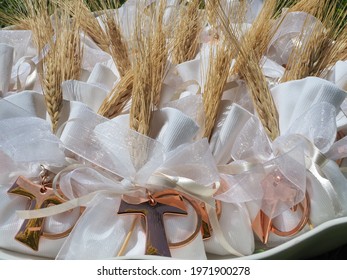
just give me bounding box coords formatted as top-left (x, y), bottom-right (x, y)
top-left (325, 23), bottom-right (347, 67)
top-left (98, 0), bottom-right (131, 77)
top-left (98, 70), bottom-right (134, 118)
top-left (24, 1), bottom-right (82, 133)
top-left (104, 14), bottom-right (131, 77)
top-left (88, 0), bottom-right (133, 118)
top-left (290, 0), bottom-right (322, 16)
top-left (232, 0), bottom-right (278, 74)
top-left (99, 0), bottom-right (169, 119)
top-left (213, 0), bottom-right (279, 140)
top-left (65, 0), bottom-right (110, 53)
top-left (129, 0), bottom-right (170, 132)
top-left (283, 1), bottom-right (346, 81)
top-left (203, 41), bottom-right (233, 139)
top-left (171, 0), bottom-right (203, 64)
top-left (23, 1), bottom-right (54, 51)
top-left (63, 0), bottom-right (131, 77)
top-left (151, 0), bottom-right (170, 107)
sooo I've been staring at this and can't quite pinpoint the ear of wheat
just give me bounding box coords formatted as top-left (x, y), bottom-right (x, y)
top-left (61, 0), bottom-right (110, 53)
top-left (212, 0), bottom-right (280, 140)
top-left (98, 70), bottom-right (134, 118)
top-left (171, 0), bottom-right (203, 64)
top-left (24, 1), bottom-right (82, 133)
top-left (283, 1), bottom-right (347, 81)
top-left (232, 0), bottom-right (279, 74)
top-left (130, 0), bottom-right (169, 135)
top-left (203, 40), bottom-right (233, 140)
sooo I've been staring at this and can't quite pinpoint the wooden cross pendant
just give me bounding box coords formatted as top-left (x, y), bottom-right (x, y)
top-left (7, 176), bottom-right (66, 251)
top-left (118, 193), bottom-right (187, 257)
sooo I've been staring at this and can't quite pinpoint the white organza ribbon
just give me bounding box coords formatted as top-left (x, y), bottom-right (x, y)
top-left (214, 98), bottom-right (347, 223)
top-left (0, 98), bottom-right (32, 119)
top-left (267, 11), bottom-right (323, 67)
top-left (0, 115), bottom-right (65, 166)
top-left (0, 112), bottom-right (75, 258)
top-left (220, 113), bottom-right (306, 219)
top-left (17, 103), bottom-right (222, 259)
top-left (0, 100), bottom-right (56, 185)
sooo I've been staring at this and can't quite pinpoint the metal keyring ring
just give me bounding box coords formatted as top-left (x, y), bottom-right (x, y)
top-left (149, 190), bottom-right (202, 248)
top-left (271, 192), bottom-right (311, 237)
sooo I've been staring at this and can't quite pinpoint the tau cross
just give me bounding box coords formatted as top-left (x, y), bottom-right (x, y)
top-left (8, 175), bottom-right (66, 251)
top-left (118, 192), bottom-right (187, 257)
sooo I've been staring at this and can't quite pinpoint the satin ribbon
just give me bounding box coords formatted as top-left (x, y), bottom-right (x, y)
top-left (15, 57), bottom-right (37, 92)
top-left (267, 11), bottom-right (322, 68)
top-left (17, 170), bottom-right (218, 219)
top-left (215, 102), bottom-right (344, 220)
top-left (306, 153), bottom-right (342, 215)
top-left (148, 173), bottom-right (218, 207)
top-left (17, 105), bottom-right (219, 219)
top-left (212, 105), bottom-right (344, 248)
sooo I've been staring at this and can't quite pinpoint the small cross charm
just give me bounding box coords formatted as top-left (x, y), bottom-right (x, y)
top-left (118, 191), bottom-right (187, 257)
top-left (8, 175), bottom-right (66, 251)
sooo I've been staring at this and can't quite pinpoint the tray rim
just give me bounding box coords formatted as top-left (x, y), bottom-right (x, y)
top-left (1, 216), bottom-right (347, 260)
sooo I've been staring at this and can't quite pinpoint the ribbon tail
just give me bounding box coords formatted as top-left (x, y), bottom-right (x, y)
top-left (16, 190), bottom-right (111, 219)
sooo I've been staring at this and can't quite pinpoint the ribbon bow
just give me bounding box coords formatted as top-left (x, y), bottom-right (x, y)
top-left (215, 87), bottom-right (347, 244)
top-left (16, 103), bottom-right (220, 259)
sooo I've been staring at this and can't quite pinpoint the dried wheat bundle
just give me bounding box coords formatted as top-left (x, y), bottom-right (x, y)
top-left (0, 5), bottom-right (31, 30)
top-left (283, 1), bottom-right (347, 81)
top-left (19, 1), bottom-right (54, 51)
top-left (91, 1), bottom-right (134, 119)
top-left (130, 0), bottom-right (169, 135)
top-left (24, 1), bottom-right (83, 133)
top-left (95, 2), bottom-right (133, 118)
top-left (62, 0), bottom-right (109, 53)
top-left (64, 0), bottom-right (131, 77)
top-left (212, 0), bottom-right (279, 140)
top-left (206, 0), bottom-right (247, 29)
top-left (290, 0), bottom-right (323, 17)
top-left (103, 13), bottom-right (131, 77)
top-left (235, 0), bottom-right (277, 68)
top-left (312, 3), bottom-right (347, 74)
top-left (171, 0), bottom-right (203, 64)
top-left (99, 1), bottom-right (169, 119)
top-left (203, 41), bottom-right (233, 140)
top-left (97, 0), bottom-right (131, 77)
top-left (326, 23), bottom-right (347, 66)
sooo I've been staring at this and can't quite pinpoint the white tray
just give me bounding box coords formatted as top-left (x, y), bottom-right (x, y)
top-left (1, 216), bottom-right (347, 260)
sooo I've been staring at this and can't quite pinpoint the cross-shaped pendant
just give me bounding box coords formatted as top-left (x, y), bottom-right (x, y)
top-left (8, 175), bottom-right (67, 251)
top-left (118, 191), bottom-right (188, 257)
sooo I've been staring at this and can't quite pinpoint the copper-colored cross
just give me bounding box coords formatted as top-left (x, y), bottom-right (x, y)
top-left (118, 193), bottom-right (187, 257)
top-left (8, 176), bottom-right (66, 251)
